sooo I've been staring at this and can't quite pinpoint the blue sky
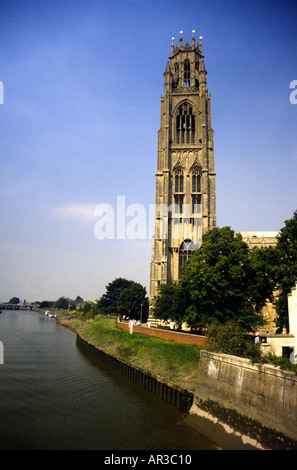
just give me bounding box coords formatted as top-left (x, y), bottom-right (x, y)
top-left (0, 0), bottom-right (296, 302)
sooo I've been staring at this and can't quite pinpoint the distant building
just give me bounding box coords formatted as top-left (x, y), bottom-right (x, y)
top-left (68, 300), bottom-right (86, 310)
top-left (239, 231), bottom-right (278, 250)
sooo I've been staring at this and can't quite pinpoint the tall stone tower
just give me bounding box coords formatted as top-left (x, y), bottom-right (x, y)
top-left (150, 31), bottom-right (216, 305)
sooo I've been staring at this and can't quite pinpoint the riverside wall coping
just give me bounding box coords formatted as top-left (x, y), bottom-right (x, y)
top-left (117, 321), bottom-right (208, 346)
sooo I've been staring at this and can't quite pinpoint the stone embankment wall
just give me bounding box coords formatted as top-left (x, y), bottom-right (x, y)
top-left (117, 322), bottom-right (208, 346)
top-left (188, 350), bottom-right (297, 450)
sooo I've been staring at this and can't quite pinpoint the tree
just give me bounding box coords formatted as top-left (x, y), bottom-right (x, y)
top-left (97, 278), bottom-right (132, 312)
top-left (39, 300), bottom-right (55, 309)
top-left (173, 227), bottom-right (275, 331)
top-left (274, 210), bottom-right (297, 330)
top-left (207, 321), bottom-right (261, 359)
top-left (82, 301), bottom-right (98, 320)
top-left (9, 297), bottom-right (20, 304)
top-left (54, 296), bottom-right (69, 310)
top-left (98, 277), bottom-right (148, 320)
top-left (152, 283), bottom-right (186, 330)
top-left (116, 282), bottom-right (148, 320)
top-left (248, 245), bottom-right (279, 311)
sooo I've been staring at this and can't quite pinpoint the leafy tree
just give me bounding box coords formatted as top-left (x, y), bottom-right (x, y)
top-left (9, 297), bottom-right (20, 304)
top-left (54, 296), bottom-right (69, 310)
top-left (98, 277), bottom-right (148, 320)
top-left (97, 278), bottom-right (132, 312)
top-left (155, 227), bottom-right (276, 331)
top-left (68, 303), bottom-right (78, 311)
top-left (152, 283), bottom-right (186, 330)
top-left (116, 282), bottom-right (148, 320)
top-left (248, 245), bottom-right (280, 310)
top-left (207, 321), bottom-right (261, 359)
top-left (179, 227), bottom-right (270, 330)
top-left (82, 301), bottom-right (98, 320)
top-left (39, 300), bottom-right (55, 309)
top-left (274, 210), bottom-right (297, 330)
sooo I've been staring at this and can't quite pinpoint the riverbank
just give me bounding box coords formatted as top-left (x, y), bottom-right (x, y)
top-left (1, 309), bottom-right (216, 450)
top-left (55, 313), bottom-right (204, 392)
top-left (38, 309), bottom-right (297, 449)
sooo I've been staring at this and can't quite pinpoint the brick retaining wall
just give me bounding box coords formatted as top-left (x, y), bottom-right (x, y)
top-left (117, 321), bottom-right (208, 346)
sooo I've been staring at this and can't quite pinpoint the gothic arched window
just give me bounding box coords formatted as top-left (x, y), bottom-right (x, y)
top-left (192, 167), bottom-right (201, 193)
top-left (191, 165), bottom-right (202, 214)
top-left (176, 103), bottom-right (196, 144)
top-left (173, 167), bottom-right (184, 213)
top-left (175, 167), bottom-right (184, 192)
top-left (179, 239), bottom-right (196, 272)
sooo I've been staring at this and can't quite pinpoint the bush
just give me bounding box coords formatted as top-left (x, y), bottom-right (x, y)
top-left (263, 353), bottom-right (297, 373)
top-left (82, 301), bottom-right (99, 320)
top-left (208, 321), bottom-right (261, 360)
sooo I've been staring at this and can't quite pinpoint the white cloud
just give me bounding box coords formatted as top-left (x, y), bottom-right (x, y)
top-left (51, 203), bottom-right (98, 222)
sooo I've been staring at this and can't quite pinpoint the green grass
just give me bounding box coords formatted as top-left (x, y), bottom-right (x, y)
top-left (76, 315), bottom-right (203, 390)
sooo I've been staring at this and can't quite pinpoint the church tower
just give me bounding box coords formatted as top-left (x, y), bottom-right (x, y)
top-left (150, 31), bottom-right (216, 304)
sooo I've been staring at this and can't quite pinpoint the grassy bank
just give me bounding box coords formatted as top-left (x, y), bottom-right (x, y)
top-left (58, 314), bottom-right (203, 391)
top-left (38, 309), bottom-right (297, 384)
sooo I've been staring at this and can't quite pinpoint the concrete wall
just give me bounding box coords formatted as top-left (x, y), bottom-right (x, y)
top-left (189, 350), bottom-right (297, 449)
top-left (117, 321), bottom-right (208, 346)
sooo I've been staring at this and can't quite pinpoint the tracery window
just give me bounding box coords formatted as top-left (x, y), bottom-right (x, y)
top-left (174, 195), bottom-right (184, 214)
top-left (179, 239), bottom-right (196, 272)
top-left (192, 194), bottom-right (202, 214)
top-left (173, 167), bottom-right (184, 214)
top-left (176, 103), bottom-right (196, 144)
top-left (192, 167), bottom-right (201, 193)
top-left (175, 168), bottom-right (184, 192)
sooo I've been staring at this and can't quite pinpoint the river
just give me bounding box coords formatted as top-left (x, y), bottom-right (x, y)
top-left (0, 309), bottom-right (217, 450)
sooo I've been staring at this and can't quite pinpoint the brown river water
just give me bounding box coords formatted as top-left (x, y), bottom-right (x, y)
top-left (0, 309), bottom-right (218, 451)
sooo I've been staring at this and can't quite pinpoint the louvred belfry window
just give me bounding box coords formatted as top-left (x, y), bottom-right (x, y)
top-left (184, 60), bottom-right (190, 87)
top-left (176, 103), bottom-right (195, 144)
